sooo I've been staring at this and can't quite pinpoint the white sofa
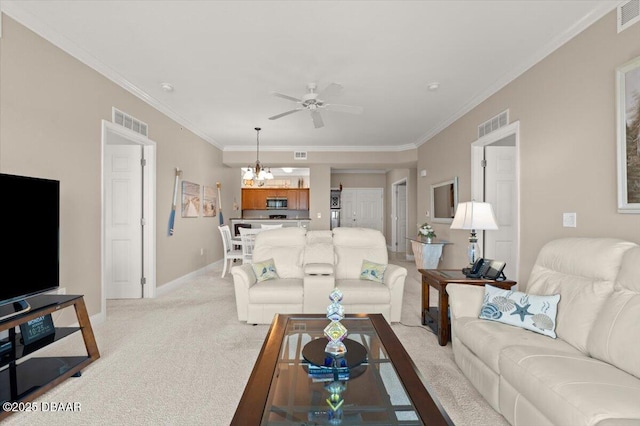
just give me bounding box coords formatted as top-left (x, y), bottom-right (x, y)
top-left (446, 237), bottom-right (640, 426)
top-left (231, 227), bottom-right (407, 324)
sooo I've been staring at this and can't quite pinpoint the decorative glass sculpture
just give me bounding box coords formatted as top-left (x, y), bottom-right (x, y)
top-left (324, 288), bottom-right (347, 356)
top-left (325, 380), bottom-right (346, 424)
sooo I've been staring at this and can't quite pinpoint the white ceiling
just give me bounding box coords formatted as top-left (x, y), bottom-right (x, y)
top-left (2, 1), bottom-right (617, 151)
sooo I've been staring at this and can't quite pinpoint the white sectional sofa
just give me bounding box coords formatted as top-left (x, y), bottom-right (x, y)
top-left (231, 227), bottom-right (407, 325)
top-left (446, 237), bottom-right (640, 426)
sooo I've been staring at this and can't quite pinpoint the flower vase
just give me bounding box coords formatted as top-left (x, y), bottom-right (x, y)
top-left (426, 237), bottom-right (432, 244)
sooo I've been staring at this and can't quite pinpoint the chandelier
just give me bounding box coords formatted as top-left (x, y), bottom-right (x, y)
top-left (243, 127), bottom-right (273, 181)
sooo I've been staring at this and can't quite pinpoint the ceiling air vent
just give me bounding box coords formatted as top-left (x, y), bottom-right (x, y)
top-left (618, 0), bottom-right (640, 33)
top-left (112, 107), bottom-right (148, 137)
top-left (294, 151), bottom-right (308, 160)
top-left (478, 110), bottom-right (509, 138)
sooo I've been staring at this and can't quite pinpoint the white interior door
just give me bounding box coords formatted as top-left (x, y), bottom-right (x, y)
top-left (484, 146), bottom-right (517, 280)
top-left (339, 188), bottom-right (383, 232)
top-left (396, 183), bottom-right (407, 253)
top-left (105, 144), bottom-right (143, 299)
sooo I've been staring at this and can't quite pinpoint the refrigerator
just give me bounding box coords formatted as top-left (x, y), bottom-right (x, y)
top-left (330, 189), bottom-right (341, 229)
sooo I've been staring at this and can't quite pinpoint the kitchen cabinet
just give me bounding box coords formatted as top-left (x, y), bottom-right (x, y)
top-left (242, 188), bottom-right (309, 210)
top-left (242, 189), bottom-right (267, 210)
top-left (296, 189), bottom-right (309, 210)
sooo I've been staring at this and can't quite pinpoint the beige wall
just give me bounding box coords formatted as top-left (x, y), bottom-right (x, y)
top-left (417, 11), bottom-right (640, 284)
top-left (331, 173), bottom-right (386, 189)
top-left (0, 16), bottom-right (235, 319)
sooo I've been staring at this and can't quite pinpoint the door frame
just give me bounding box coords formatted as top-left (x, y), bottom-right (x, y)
top-left (391, 178), bottom-right (408, 253)
top-left (471, 120), bottom-right (520, 281)
top-left (101, 120), bottom-right (157, 314)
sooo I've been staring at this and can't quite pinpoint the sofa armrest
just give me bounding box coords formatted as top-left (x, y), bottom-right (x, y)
top-left (384, 264), bottom-right (407, 323)
top-left (231, 264), bottom-right (257, 322)
top-left (446, 284), bottom-right (485, 320)
top-left (304, 263), bottom-right (334, 275)
top-left (383, 264), bottom-right (407, 290)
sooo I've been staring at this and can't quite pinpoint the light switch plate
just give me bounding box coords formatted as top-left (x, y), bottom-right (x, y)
top-left (563, 212), bottom-right (577, 227)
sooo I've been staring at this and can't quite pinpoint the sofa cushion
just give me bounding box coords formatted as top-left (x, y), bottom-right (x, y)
top-left (306, 230), bottom-right (333, 244)
top-left (360, 259), bottom-right (387, 283)
top-left (303, 242), bottom-right (335, 265)
top-left (499, 345), bottom-right (640, 426)
top-left (336, 279), bottom-right (390, 304)
top-left (525, 238), bottom-right (636, 353)
top-left (251, 258), bottom-right (278, 282)
top-left (248, 278), bottom-right (303, 304)
top-left (479, 285), bottom-right (560, 338)
top-left (333, 228), bottom-right (388, 280)
top-left (587, 246), bottom-right (640, 380)
top-left (455, 317), bottom-right (579, 374)
top-left (252, 227), bottom-right (306, 279)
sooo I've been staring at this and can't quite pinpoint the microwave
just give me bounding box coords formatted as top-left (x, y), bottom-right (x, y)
top-left (266, 197), bottom-right (288, 209)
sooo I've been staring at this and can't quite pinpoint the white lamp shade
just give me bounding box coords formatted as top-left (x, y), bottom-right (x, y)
top-left (450, 201), bottom-right (498, 230)
top-left (257, 169), bottom-right (267, 180)
top-left (242, 169), bottom-right (254, 180)
top-left (264, 170), bottom-right (274, 180)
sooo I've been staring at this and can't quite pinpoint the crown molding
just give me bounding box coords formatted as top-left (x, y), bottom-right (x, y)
top-left (415, 1), bottom-right (618, 147)
top-left (1, 2), bottom-right (224, 150)
top-left (224, 143), bottom-right (417, 152)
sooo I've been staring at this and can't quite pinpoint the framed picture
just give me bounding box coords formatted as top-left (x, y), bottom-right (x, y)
top-left (616, 56), bottom-right (640, 214)
top-left (181, 181), bottom-right (201, 217)
top-left (203, 185), bottom-right (217, 217)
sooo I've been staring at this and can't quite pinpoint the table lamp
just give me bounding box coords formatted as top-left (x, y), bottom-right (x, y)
top-left (450, 201), bottom-right (498, 265)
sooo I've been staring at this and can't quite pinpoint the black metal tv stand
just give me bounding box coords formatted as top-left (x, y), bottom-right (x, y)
top-left (0, 294), bottom-right (100, 419)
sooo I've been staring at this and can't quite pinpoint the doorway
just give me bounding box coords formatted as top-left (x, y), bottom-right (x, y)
top-left (340, 188), bottom-right (384, 232)
top-left (101, 121), bottom-right (156, 313)
top-left (471, 121), bottom-right (519, 281)
top-left (391, 179), bottom-right (408, 254)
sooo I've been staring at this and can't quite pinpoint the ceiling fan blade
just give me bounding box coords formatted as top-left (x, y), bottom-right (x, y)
top-left (268, 108), bottom-right (303, 120)
top-left (318, 82), bottom-right (343, 99)
top-left (272, 92), bottom-right (302, 103)
top-left (324, 103), bottom-right (364, 114)
top-left (311, 110), bottom-right (324, 128)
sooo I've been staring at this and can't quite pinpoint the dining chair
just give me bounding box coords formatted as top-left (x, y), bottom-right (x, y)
top-left (218, 225), bottom-right (243, 278)
top-left (239, 227), bottom-right (262, 264)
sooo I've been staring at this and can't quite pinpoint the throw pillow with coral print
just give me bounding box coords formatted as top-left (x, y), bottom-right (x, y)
top-left (479, 284), bottom-right (560, 338)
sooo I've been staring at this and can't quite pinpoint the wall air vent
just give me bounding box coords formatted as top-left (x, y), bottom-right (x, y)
top-left (618, 0), bottom-right (640, 33)
top-left (112, 107), bottom-right (148, 137)
top-left (294, 151), bottom-right (308, 160)
top-left (478, 110), bottom-right (509, 138)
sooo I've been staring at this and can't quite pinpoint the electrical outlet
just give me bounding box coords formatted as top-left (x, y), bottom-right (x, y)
top-left (317, 212), bottom-right (322, 219)
top-left (562, 212), bottom-right (577, 228)
top-left (200, 248), bottom-right (204, 256)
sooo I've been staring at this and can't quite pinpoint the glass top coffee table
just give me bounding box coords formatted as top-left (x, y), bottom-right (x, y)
top-left (231, 314), bottom-right (453, 425)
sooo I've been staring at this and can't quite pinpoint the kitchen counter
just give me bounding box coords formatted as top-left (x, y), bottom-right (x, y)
top-left (229, 217), bottom-right (311, 221)
top-left (229, 218), bottom-right (311, 233)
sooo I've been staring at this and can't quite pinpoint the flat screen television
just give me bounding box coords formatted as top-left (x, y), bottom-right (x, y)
top-left (0, 173), bottom-right (59, 320)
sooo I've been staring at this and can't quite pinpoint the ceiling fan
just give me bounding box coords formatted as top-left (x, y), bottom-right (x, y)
top-left (268, 82), bottom-right (363, 128)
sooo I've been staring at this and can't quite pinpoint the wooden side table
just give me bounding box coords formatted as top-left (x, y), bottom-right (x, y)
top-left (419, 269), bottom-right (516, 346)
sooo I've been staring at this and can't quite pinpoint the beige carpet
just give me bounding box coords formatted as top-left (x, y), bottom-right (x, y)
top-left (4, 256), bottom-right (509, 425)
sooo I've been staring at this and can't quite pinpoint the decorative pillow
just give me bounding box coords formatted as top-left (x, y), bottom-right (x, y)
top-left (479, 284), bottom-right (560, 338)
top-left (360, 260), bottom-right (387, 283)
top-left (251, 258), bottom-right (279, 282)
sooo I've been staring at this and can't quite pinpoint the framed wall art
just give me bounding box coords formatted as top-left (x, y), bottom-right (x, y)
top-left (181, 181), bottom-right (201, 218)
top-left (616, 56), bottom-right (640, 214)
top-left (203, 185), bottom-right (217, 217)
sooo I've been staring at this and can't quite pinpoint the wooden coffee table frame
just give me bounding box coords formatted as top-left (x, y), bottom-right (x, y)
top-left (231, 313), bottom-right (453, 425)
top-left (419, 269), bottom-right (517, 346)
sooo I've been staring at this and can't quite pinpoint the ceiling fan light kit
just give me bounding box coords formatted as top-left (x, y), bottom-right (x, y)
top-left (269, 82), bottom-right (363, 128)
top-left (243, 127), bottom-right (273, 183)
